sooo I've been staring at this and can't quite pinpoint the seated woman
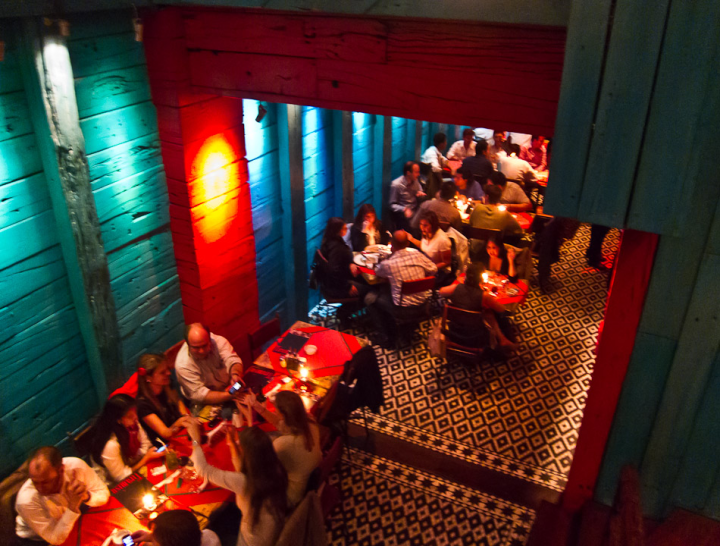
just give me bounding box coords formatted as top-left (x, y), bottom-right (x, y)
top-left (91, 394), bottom-right (164, 483)
top-left (439, 263), bottom-right (518, 351)
top-left (475, 233), bottom-right (518, 282)
top-left (406, 210), bottom-right (454, 287)
top-left (350, 203), bottom-right (390, 251)
top-left (136, 353), bottom-right (192, 445)
top-left (246, 391), bottom-right (322, 506)
top-left (188, 422), bottom-right (289, 546)
top-left (131, 509), bottom-right (220, 546)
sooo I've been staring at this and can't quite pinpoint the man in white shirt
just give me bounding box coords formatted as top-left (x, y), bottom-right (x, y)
top-left (421, 132), bottom-right (448, 173)
top-left (447, 128), bottom-right (477, 160)
top-left (15, 447), bottom-right (110, 545)
top-left (498, 144), bottom-right (536, 184)
top-left (175, 323), bottom-right (244, 405)
top-left (488, 130), bottom-right (508, 167)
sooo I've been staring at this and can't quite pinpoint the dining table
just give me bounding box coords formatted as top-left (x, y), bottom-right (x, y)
top-left (452, 271), bottom-right (529, 312)
top-left (352, 245), bottom-right (391, 285)
top-left (58, 421), bottom-right (252, 546)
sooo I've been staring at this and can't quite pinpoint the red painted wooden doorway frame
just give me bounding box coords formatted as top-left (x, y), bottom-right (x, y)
top-left (142, 6), bottom-right (659, 511)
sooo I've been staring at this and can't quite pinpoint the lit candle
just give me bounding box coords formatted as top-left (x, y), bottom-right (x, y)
top-left (482, 272), bottom-right (488, 283)
top-left (143, 493), bottom-right (157, 511)
top-left (300, 366), bottom-right (309, 380)
top-left (498, 205), bottom-right (507, 212)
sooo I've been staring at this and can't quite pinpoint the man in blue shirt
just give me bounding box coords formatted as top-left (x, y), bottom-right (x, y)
top-left (453, 166), bottom-right (484, 202)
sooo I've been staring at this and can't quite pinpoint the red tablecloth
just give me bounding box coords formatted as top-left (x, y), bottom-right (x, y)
top-left (267, 326), bottom-right (363, 379)
top-left (511, 212), bottom-right (533, 230)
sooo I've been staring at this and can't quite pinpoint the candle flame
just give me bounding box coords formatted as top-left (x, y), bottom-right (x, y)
top-left (143, 493), bottom-right (155, 510)
top-left (300, 367), bottom-right (309, 380)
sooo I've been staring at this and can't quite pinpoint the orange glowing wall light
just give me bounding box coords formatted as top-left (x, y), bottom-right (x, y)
top-left (190, 134), bottom-right (241, 243)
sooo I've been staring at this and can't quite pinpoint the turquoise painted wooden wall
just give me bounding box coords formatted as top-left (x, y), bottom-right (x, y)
top-left (352, 113), bottom-right (374, 217)
top-left (243, 100), bottom-right (288, 323)
top-left (68, 12), bottom-right (184, 378)
top-left (553, 0), bottom-right (720, 520)
top-left (0, 36), bottom-right (99, 476)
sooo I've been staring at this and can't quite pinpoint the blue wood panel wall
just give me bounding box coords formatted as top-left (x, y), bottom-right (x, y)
top-left (352, 112), bottom-right (375, 217)
top-left (244, 100), bottom-right (287, 323)
top-left (302, 107), bottom-right (335, 311)
top-left (0, 39), bottom-right (98, 476)
top-left (390, 116), bottom-right (408, 180)
top-left (68, 12), bottom-right (184, 379)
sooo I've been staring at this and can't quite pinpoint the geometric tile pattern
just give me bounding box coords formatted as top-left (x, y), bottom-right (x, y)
top-left (312, 224), bottom-right (619, 481)
top-left (327, 448), bottom-right (536, 546)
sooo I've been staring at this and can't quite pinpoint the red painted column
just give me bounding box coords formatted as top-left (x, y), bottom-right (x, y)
top-left (562, 229), bottom-right (658, 511)
top-left (143, 9), bottom-right (259, 361)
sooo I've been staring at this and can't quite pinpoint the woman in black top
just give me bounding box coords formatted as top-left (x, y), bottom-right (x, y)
top-left (350, 204), bottom-right (390, 251)
top-left (439, 264), bottom-right (518, 351)
top-left (136, 353), bottom-right (191, 445)
top-left (475, 234), bottom-right (518, 282)
top-left (319, 217), bottom-right (366, 299)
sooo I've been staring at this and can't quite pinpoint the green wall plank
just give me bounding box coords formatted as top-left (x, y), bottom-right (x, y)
top-left (87, 132), bottom-right (163, 190)
top-left (0, 90), bottom-right (33, 142)
top-left (81, 100), bottom-right (159, 154)
top-left (74, 64), bottom-right (152, 119)
top-left (543, 0), bottom-right (611, 218)
top-left (67, 31), bottom-right (145, 78)
top-left (0, 173), bottom-right (52, 230)
top-left (577, 0), bottom-right (671, 227)
top-left (0, 133), bottom-right (42, 184)
top-left (0, 210), bottom-right (59, 271)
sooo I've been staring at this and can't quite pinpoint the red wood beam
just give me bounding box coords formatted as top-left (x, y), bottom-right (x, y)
top-left (562, 229), bottom-right (659, 511)
top-left (143, 8), bottom-right (260, 361)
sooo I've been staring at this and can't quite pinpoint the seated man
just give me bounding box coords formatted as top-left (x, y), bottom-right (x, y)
top-left (366, 231), bottom-right (437, 346)
top-left (421, 132), bottom-right (448, 173)
top-left (487, 171), bottom-right (533, 212)
top-left (389, 161), bottom-right (425, 231)
top-left (469, 184), bottom-right (523, 237)
top-left (412, 181), bottom-right (462, 231)
top-left (498, 144), bottom-right (535, 185)
top-left (15, 446), bottom-right (110, 545)
top-left (175, 323), bottom-right (244, 406)
top-left (453, 167), bottom-right (484, 202)
top-left (461, 138), bottom-right (494, 186)
top-left (487, 130), bottom-right (508, 168)
top-left (519, 135), bottom-right (547, 171)
top-left (447, 128), bottom-right (476, 160)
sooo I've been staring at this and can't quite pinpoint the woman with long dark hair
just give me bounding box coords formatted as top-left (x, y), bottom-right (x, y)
top-left (247, 391), bottom-right (322, 506)
top-left (350, 204), bottom-right (389, 251)
top-left (188, 422), bottom-right (289, 546)
top-left (130, 509), bottom-right (221, 546)
top-left (136, 353), bottom-right (191, 445)
top-left (90, 394), bottom-right (164, 483)
top-left (475, 233), bottom-right (518, 281)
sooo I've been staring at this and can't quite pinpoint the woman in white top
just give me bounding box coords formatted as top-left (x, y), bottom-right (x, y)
top-left (406, 210), bottom-right (455, 287)
top-left (131, 509), bottom-right (221, 546)
top-left (90, 394), bottom-right (164, 483)
top-left (189, 421), bottom-right (289, 546)
top-left (248, 391), bottom-right (322, 506)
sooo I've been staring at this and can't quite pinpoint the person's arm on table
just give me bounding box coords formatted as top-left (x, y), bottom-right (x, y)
top-left (16, 496), bottom-right (81, 545)
top-left (247, 392), bottom-right (282, 430)
top-left (188, 421), bottom-right (246, 494)
top-left (226, 425), bottom-right (242, 473)
top-left (216, 335), bottom-right (243, 382)
top-left (102, 437), bottom-right (162, 483)
top-left (438, 284), bottom-right (458, 298)
top-left (506, 247), bottom-right (518, 280)
top-left (76, 460), bottom-right (110, 506)
top-left (505, 202), bottom-right (533, 212)
top-left (142, 413), bottom-right (193, 440)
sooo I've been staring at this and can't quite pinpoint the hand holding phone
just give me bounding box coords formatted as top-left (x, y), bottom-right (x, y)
top-left (228, 379), bottom-right (246, 395)
top-left (122, 535), bottom-right (135, 546)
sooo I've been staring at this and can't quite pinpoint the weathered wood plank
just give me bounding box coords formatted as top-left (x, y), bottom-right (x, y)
top-left (0, 172), bottom-right (52, 230)
top-left (0, 210), bottom-right (59, 271)
top-left (372, 114), bottom-right (384, 216)
top-left (87, 132), bottom-right (163, 190)
top-left (0, 133), bottom-right (42, 184)
top-left (20, 21), bottom-right (122, 398)
top-left (184, 10), bottom-right (387, 63)
top-left (577, 0), bottom-right (671, 227)
top-left (641, 253), bottom-right (720, 516)
top-left (74, 64), bottom-right (152, 119)
top-left (81, 100), bottom-right (159, 155)
top-left (0, 246), bottom-right (66, 308)
top-left (563, 230), bottom-right (658, 512)
top-left (543, 0), bottom-right (612, 219)
top-left (277, 103), bottom-right (306, 319)
top-left (0, 90), bottom-right (33, 142)
top-left (0, 58), bottom-right (24, 94)
top-left (67, 31), bottom-right (145, 78)
top-left (627, 1), bottom-right (720, 234)
top-left (67, 10), bottom-right (134, 40)
top-left (340, 111), bottom-right (354, 220)
top-left (594, 332), bottom-right (677, 507)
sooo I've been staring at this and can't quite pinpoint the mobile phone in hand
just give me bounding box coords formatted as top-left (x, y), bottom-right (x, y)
top-left (122, 536), bottom-right (135, 546)
top-left (228, 379), bottom-right (245, 395)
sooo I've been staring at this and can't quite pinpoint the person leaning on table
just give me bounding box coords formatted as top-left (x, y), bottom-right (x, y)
top-left (131, 509), bottom-right (221, 546)
top-left (175, 323), bottom-right (245, 406)
top-left (14, 446), bottom-right (110, 546)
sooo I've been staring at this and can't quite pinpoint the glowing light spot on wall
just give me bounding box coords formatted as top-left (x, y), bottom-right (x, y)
top-left (191, 134), bottom-right (240, 243)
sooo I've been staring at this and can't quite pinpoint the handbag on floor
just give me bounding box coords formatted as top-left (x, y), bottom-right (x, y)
top-left (427, 317), bottom-right (446, 359)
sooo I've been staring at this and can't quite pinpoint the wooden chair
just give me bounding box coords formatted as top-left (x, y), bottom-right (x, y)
top-left (465, 226), bottom-right (501, 243)
top-left (66, 423), bottom-right (95, 460)
top-left (247, 313), bottom-right (281, 360)
top-left (164, 340), bottom-right (184, 368)
top-left (398, 275), bottom-right (436, 307)
top-left (391, 276), bottom-right (437, 346)
top-left (0, 461), bottom-right (28, 546)
top-left (311, 249), bottom-right (361, 326)
top-left (441, 304), bottom-right (490, 362)
top-left (317, 436), bottom-right (344, 520)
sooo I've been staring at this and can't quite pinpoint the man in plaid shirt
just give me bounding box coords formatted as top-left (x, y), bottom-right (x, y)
top-left (366, 231), bottom-right (437, 346)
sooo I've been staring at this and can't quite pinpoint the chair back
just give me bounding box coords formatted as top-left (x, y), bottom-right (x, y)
top-left (164, 340), bottom-right (184, 368)
top-left (67, 424), bottom-right (95, 459)
top-left (248, 313), bottom-right (281, 360)
top-left (441, 304), bottom-right (488, 358)
top-left (0, 462), bottom-right (28, 546)
top-left (399, 275), bottom-right (436, 306)
top-left (465, 226), bottom-right (501, 242)
top-left (438, 220), bottom-right (450, 232)
top-left (319, 436), bottom-right (344, 485)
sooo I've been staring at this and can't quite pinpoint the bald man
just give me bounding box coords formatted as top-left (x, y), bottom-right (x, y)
top-left (175, 323), bottom-right (244, 405)
top-left (15, 446), bottom-right (109, 545)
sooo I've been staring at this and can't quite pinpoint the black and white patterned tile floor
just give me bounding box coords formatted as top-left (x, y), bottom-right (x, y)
top-left (326, 448), bottom-right (535, 546)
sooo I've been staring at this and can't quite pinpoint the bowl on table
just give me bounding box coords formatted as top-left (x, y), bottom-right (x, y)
top-left (305, 345), bottom-right (317, 356)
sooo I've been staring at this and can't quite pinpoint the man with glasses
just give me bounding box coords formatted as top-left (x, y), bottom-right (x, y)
top-left (175, 323), bottom-right (244, 405)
